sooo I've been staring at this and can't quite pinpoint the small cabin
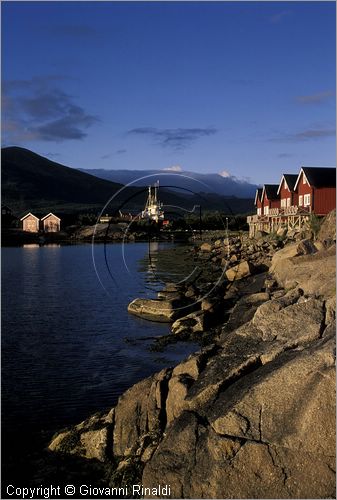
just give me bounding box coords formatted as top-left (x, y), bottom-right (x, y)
top-left (21, 212), bottom-right (40, 233)
top-left (2, 205), bottom-right (12, 216)
top-left (294, 167), bottom-right (336, 215)
top-left (261, 184), bottom-right (280, 215)
top-left (254, 188), bottom-right (263, 215)
top-left (41, 213), bottom-right (61, 232)
top-left (277, 174), bottom-right (298, 209)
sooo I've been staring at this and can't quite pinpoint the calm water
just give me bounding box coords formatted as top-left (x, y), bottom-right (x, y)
top-left (2, 242), bottom-right (196, 470)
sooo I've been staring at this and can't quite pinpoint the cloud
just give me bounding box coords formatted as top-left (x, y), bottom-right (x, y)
top-left (2, 77), bottom-right (98, 144)
top-left (218, 169), bottom-right (231, 178)
top-left (270, 128), bottom-right (335, 143)
top-left (296, 90), bottom-right (335, 105)
top-left (44, 152), bottom-right (61, 159)
top-left (294, 129), bottom-right (336, 140)
top-left (116, 149), bottom-right (127, 155)
top-left (269, 10), bottom-right (291, 24)
top-left (162, 165), bottom-right (183, 172)
top-left (128, 127), bottom-right (217, 150)
top-left (278, 153), bottom-right (294, 158)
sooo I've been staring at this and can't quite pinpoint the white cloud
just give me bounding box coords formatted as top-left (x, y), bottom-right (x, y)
top-left (162, 165), bottom-right (183, 172)
top-left (218, 169), bottom-right (231, 178)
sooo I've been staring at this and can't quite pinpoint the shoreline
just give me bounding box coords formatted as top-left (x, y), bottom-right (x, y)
top-left (3, 213), bottom-right (336, 498)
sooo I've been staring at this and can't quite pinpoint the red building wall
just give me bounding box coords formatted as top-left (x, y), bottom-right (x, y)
top-left (279, 182), bottom-right (291, 206)
top-left (313, 187), bottom-right (336, 215)
top-left (296, 173), bottom-right (313, 209)
top-left (269, 197), bottom-right (280, 209)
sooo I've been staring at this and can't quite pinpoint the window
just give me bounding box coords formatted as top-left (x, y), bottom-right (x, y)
top-left (304, 194), bottom-right (311, 207)
top-left (264, 206), bottom-right (269, 215)
top-left (287, 197), bottom-right (291, 207)
top-left (299, 195), bottom-right (303, 206)
top-left (281, 198), bottom-right (286, 208)
top-left (257, 207), bottom-right (261, 215)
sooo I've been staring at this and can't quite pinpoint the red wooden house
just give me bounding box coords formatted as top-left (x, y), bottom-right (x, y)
top-left (277, 174), bottom-right (298, 209)
top-left (294, 167), bottom-right (336, 215)
top-left (261, 184), bottom-right (280, 215)
top-left (254, 188), bottom-right (263, 215)
top-left (247, 166), bottom-right (336, 237)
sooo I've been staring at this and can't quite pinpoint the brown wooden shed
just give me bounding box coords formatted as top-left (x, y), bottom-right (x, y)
top-left (41, 212), bottom-right (61, 232)
top-left (20, 212), bottom-right (40, 233)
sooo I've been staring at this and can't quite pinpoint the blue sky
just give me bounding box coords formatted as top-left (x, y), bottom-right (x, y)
top-left (2, 1), bottom-right (336, 184)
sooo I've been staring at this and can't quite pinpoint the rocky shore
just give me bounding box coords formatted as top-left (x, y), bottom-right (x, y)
top-left (47, 211), bottom-right (336, 498)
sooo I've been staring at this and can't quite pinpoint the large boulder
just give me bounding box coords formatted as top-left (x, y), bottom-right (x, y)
top-left (270, 245), bottom-right (336, 299)
top-left (128, 298), bottom-right (190, 322)
top-left (200, 242), bottom-right (212, 252)
top-left (171, 310), bottom-right (207, 335)
top-left (48, 410), bottom-right (114, 462)
top-left (225, 261), bottom-right (256, 281)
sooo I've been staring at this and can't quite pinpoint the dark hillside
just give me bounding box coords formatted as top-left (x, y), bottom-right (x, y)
top-left (1, 147), bottom-right (253, 216)
top-left (1, 147), bottom-right (126, 212)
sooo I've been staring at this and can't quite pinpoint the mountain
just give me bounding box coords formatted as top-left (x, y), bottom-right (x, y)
top-left (1, 147), bottom-right (254, 216)
top-left (78, 168), bottom-right (259, 198)
top-left (2, 147), bottom-right (127, 213)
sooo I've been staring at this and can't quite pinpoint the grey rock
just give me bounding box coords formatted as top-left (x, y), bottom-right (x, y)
top-left (200, 242), bottom-right (212, 252)
top-left (113, 368), bottom-right (171, 457)
top-left (297, 238), bottom-right (317, 255)
top-left (225, 260), bottom-right (256, 281)
top-left (143, 334), bottom-right (335, 499)
top-left (128, 298), bottom-right (192, 322)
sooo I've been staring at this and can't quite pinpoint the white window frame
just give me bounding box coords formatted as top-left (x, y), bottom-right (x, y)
top-left (304, 194), bottom-right (311, 207)
top-left (281, 198), bottom-right (286, 208)
top-left (264, 206), bottom-right (269, 215)
top-left (286, 197), bottom-right (291, 207)
top-left (299, 195), bottom-right (303, 206)
top-left (257, 207), bottom-right (261, 215)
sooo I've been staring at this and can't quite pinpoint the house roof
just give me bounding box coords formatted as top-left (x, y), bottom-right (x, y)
top-left (277, 174), bottom-right (298, 195)
top-left (20, 212), bottom-right (39, 221)
top-left (294, 167), bottom-right (336, 190)
top-left (262, 184), bottom-right (279, 201)
top-left (41, 212), bottom-right (61, 221)
top-left (254, 188), bottom-right (263, 205)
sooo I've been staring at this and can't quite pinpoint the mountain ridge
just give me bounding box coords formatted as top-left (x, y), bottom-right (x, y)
top-left (1, 147), bottom-right (254, 215)
top-left (78, 167), bottom-right (259, 198)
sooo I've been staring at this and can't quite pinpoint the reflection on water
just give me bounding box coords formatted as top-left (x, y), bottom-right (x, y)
top-left (139, 241), bottom-right (198, 287)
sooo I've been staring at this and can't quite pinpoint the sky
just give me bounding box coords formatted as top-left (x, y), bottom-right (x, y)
top-left (2, 1), bottom-right (336, 184)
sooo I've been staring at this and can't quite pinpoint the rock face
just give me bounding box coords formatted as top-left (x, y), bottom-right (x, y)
top-left (270, 243), bottom-right (336, 299)
top-left (318, 209), bottom-right (336, 245)
top-left (143, 333), bottom-right (335, 499)
top-left (49, 224), bottom-right (336, 499)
